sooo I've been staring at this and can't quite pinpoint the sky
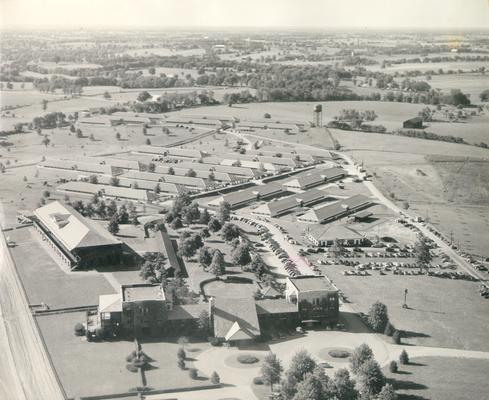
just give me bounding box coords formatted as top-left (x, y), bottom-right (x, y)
top-left (0, 0), bottom-right (488, 30)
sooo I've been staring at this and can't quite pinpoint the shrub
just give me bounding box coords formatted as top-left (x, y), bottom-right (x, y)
top-left (399, 349), bottom-right (409, 365)
top-left (328, 349), bottom-right (351, 358)
top-left (209, 337), bottom-right (221, 346)
top-left (177, 347), bottom-right (186, 360)
top-left (253, 376), bottom-right (264, 385)
top-left (74, 323), bottom-right (85, 336)
top-left (211, 371), bottom-right (220, 384)
top-left (389, 360), bottom-right (398, 373)
top-left (189, 368), bottom-right (198, 379)
top-left (237, 354), bottom-right (259, 364)
top-left (384, 321), bottom-right (395, 337)
top-left (392, 329), bottom-right (403, 344)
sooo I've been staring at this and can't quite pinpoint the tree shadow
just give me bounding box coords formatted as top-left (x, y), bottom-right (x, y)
top-left (398, 395), bottom-right (430, 400)
top-left (403, 330), bottom-right (431, 339)
top-left (387, 378), bottom-right (428, 391)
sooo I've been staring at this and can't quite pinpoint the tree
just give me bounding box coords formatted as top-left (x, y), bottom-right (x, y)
top-left (171, 217), bottom-right (183, 230)
top-left (146, 138), bottom-right (151, 145)
top-left (211, 371), bottom-right (220, 384)
top-left (220, 223), bottom-right (240, 242)
top-left (185, 168), bottom-right (197, 177)
top-left (148, 162), bottom-right (156, 173)
top-left (137, 91), bottom-right (152, 102)
top-left (199, 208), bottom-right (211, 225)
top-left (108, 214), bottom-right (120, 235)
top-left (139, 252), bottom-right (166, 283)
top-left (142, 126), bottom-right (147, 135)
top-left (42, 99), bottom-right (48, 111)
top-left (200, 227), bottom-right (210, 239)
top-left (199, 246), bottom-right (213, 267)
top-left (377, 384), bottom-right (397, 400)
top-left (217, 201), bottom-right (231, 223)
top-left (357, 359), bottom-right (386, 397)
top-left (115, 132), bottom-right (121, 140)
top-left (89, 175), bottom-right (98, 184)
top-left (288, 349), bottom-right (316, 383)
top-left (70, 124), bottom-right (76, 133)
top-left (178, 237), bottom-right (197, 259)
top-left (368, 301), bottom-right (389, 332)
top-left (103, 91), bottom-right (111, 99)
top-left (177, 358), bottom-right (185, 370)
top-left (209, 249), bottom-right (225, 277)
top-left (208, 217), bottom-right (222, 232)
top-left (399, 349), bottom-right (409, 365)
top-left (189, 368), bottom-right (198, 379)
top-left (76, 129), bottom-right (83, 138)
top-left (480, 89), bottom-right (489, 102)
top-left (154, 183), bottom-right (161, 194)
top-left (350, 343), bottom-right (374, 375)
top-left (330, 238), bottom-right (345, 258)
top-left (392, 330), bottom-right (403, 345)
top-left (384, 321), bottom-right (395, 337)
top-left (414, 234), bottom-right (432, 265)
top-left (96, 201), bottom-right (107, 218)
top-left (148, 67), bottom-right (156, 75)
top-left (329, 368), bottom-right (357, 400)
top-left (261, 352), bottom-right (283, 391)
top-left (197, 310), bottom-right (210, 335)
top-left (41, 136), bottom-right (50, 147)
top-left (264, 113), bottom-right (271, 119)
top-left (231, 243), bottom-right (251, 266)
top-left (292, 372), bottom-right (324, 400)
top-left (107, 200), bottom-right (118, 217)
top-left (168, 166), bottom-right (175, 175)
top-left (117, 205), bottom-right (129, 224)
top-left (389, 360), bottom-right (398, 373)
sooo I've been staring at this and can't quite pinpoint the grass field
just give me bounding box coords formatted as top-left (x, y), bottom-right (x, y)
top-left (122, 47), bottom-right (205, 57)
top-left (322, 265), bottom-right (489, 351)
top-left (383, 356), bottom-right (489, 400)
top-left (366, 61), bottom-right (489, 73)
top-left (7, 228), bottom-right (115, 308)
top-left (36, 312), bottom-right (139, 398)
top-left (202, 280), bottom-right (257, 298)
top-left (1, 89), bottom-right (66, 109)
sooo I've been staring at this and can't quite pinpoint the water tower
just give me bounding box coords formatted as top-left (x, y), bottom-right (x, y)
top-left (313, 104), bottom-right (323, 127)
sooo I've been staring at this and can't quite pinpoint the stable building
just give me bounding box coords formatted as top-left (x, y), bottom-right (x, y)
top-left (306, 224), bottom-right (366, 247)
top-left (208, 183), bottom-right (284, 209)
top-left (252, 189), bottom-right (327, 217)
top-left (32, 201), bottom-right (122, 270)
top-left (298, 194), bottom-right (372, 224)
top-left (284, 167), bottom-right (346, 190)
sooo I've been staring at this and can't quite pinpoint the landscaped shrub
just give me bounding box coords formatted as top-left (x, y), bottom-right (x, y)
top-left (392, 329), bottom-right (403, 344)
top-left (328, 349), bottom-right (351, 359)
top-left (211, 371), bottom-right (220, 384)
top-left (399, 349), bottom-right (409, 365)
top-left (209, 337), bottom-right (221, 346)
top-left (253, 376), bottom-right (264, 385)
top-left (389, 360), bottom-right (398, 373)
top-left (189, 368), bottom-right (198, 380)
top-left (384, 321), bottom-right (395, 337)
top-left (177, 347), bottom-right (186, 360)
top-left (237, 354), bottom-right (259, 364)
top-left (74, 323), bottom-right (85, 336)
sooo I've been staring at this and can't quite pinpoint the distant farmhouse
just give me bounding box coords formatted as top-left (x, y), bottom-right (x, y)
top-left (32, 201), bottom-right (122, 270)
top-left (89, 276), bottom-right (339, 344)
top-left (403, 117), bottom-right (423, 129)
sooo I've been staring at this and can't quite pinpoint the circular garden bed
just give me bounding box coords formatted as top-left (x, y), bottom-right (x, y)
top-left (224, 353), bottom-right (262, 369)
top-left (317, 347), bottom-right (352, 363)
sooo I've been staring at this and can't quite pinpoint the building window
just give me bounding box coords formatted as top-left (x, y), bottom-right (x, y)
top-left (102, 312), bottom-right (111, 320)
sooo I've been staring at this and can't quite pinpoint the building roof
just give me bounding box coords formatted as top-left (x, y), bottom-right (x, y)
top-left (34, 201), bottom-right (120, 251)
top-left (404, 117), bottom-right (423, 124)
top-left (266, 189), bottom-right (325, 217)
top-left (286, 167), bottom-right (346, 189)
top-left (302, 194), bottom-right (372, 222)
top-left (156, 228), bottom-right (180, 274)
top-left (122, 284), bottom-right (165, 302)
top-left (213, 297), bottom-right (261, 339)
top-left (255, 299), bottom-right (298, 314)
top-left (288, 276), bottom-right (337, 293)
top-left (167, 303), bottom-right (208, 320)
top-left (176, 162), bottom-right (257, 177)
top-left (99, 293), bottom-right (122, 313)
top-left (309, 224), bottom-right (364, 242)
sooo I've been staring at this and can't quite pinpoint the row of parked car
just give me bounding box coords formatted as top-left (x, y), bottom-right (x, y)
top-left (232, 215), bottom-right (302, 277)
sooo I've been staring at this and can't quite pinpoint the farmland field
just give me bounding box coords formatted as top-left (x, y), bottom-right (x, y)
top-left (1, 89), bottom-right (66, 109)
top-left (122, 47), bottom-right (205, 57)
top-left (366, 60), bottom-right (489, 73)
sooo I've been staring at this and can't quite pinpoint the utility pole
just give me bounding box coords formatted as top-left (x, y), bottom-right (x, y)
top-left (402, 288), bottom-right (408, 309)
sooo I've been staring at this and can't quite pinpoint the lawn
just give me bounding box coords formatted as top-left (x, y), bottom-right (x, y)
top-left (140, 339), bottom-right (212, 391)
top-left (383, 356), bottom-right (489, 400)
top-left (202, 280), bottom-right (257, 298)
top-left (322, 265), bottom-right (489, 351)
top-left (8, 228), bottom-right (116, 308)
top-left (36, 312), bottom-right (139, 398)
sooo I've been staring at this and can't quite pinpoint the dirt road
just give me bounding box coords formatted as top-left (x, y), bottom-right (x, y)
top-left (0, 206), bottom-right (65, 400)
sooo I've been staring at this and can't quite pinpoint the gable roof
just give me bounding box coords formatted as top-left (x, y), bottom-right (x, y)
top-left (309, 224), bottom-right (364, 241)
top-left (99, 293), bottom-right (122, 313)
top-left (34, 201), bottom-right (120, 251)
top-left (213, 297), bottom-right (261, 339)
top-left (288, 276), bottom-right (337, 293)
top-left (224, 321), bottom-right (256, 341)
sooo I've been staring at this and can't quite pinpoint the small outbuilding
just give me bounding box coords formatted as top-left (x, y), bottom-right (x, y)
top-left (403, 117), bottom-right (423, 129)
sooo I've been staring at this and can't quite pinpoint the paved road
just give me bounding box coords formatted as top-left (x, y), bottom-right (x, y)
top-left (0, 206), bottom-right (65, 400)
